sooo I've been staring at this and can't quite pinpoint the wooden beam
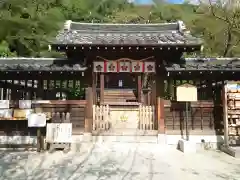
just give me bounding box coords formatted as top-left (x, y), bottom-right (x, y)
top-left (155, 74), bottom-right (165, 134)
top-left (92, 72), bottom-right (96, 104)
top-left (85, 87), bottom-right (93, 133)
top-left (222, 83), bottom-right (229, 146)
top-left (157, 97), bottom-right (165, 134)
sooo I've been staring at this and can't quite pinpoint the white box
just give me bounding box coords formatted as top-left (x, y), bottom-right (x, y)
top-left (178, 139), bottom-right (196, 153)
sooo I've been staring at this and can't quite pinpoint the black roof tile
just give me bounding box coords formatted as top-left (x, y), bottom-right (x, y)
top-left (166, 58), bottom-right (240, 71)
top-left (52, 21), bottom-right (202, 46)
top-left (0, 58), bottom-right (87, 72)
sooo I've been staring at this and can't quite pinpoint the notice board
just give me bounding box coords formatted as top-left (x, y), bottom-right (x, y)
top-left (177, 83), bottom-right (198, 102)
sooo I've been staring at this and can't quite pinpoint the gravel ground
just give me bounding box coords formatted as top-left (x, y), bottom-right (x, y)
top-left (0, 143), bottom-right (239, 180)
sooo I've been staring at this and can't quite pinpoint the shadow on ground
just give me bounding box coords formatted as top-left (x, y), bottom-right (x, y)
top-left (0, 143), bottom-right (240, 180)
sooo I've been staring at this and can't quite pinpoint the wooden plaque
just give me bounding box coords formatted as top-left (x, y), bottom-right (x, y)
top-left (0, 100), bottom-right (9, 109)
top-left (177, 83), bottom-right (197, 102)
top-left (28, 113), bottom-right (46, 127)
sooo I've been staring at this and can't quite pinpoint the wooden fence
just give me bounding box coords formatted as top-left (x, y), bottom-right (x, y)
top-left (93, 104), bottom-right (155, 131)
top-left (93, 104), bottom-right (110, 131)
top-left (164, 100), bottom-right (223, 135)
top-left (139, 105), bottom-right (155, 130)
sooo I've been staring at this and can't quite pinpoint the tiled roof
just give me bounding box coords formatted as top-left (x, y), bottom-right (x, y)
top-left (52, 20), bottom-right (202, 46)
top-left (0, 58), bottom-right (87, 72)
top-left (166, 58), bottom-right (240, 71)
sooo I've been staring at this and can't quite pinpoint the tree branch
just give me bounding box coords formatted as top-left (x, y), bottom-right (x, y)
top-left (223, 28), bottom-right (232, 57)
top-left (208, 0), bottom-right (228, 23)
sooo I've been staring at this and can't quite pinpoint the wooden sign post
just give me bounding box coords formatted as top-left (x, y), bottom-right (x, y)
top-left (177, 83), bottom-right (198, 141)
top-left (28, 113), bottom-right (47, 152)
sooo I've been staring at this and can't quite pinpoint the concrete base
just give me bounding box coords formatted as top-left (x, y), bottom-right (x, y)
top-left (165, 135), bottom-right (224, 150)
top-left (91, 135), bottom-right (158, 143)
top-left (0, 134), bottom-right (225, 151)
top-left (157, 134), bottom-right (166, 144)
top-left (178, 139), bottom-right (196, 153)
top-left (220, 145), bottom-right (240, 158)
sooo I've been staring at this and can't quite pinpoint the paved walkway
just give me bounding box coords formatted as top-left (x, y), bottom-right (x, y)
top-left (0, 143), bottom-right (240, 180)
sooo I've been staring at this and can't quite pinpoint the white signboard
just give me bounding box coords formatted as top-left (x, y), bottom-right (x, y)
top-left (28, 113), bottom-right (46, 127)
top-left (46, 123), bottom-right (72, 143)
top-left (177, 83), bottom-right (198, 102)
top-left (0, 100), bottom-right (9, 109)
top-left (19, 100), bottom-right (32, 109)
top-left (0, 109), bottom-right (13, 118)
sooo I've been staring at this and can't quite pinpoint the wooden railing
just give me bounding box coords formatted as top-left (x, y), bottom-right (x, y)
top-left (93, 104), bottom-right (110, 130)
top-left (164, 100), bottom-right (223, 135)
top-left (93, 104), bottom-right (156, 131)
top-left (139, 105), bottom-right (155, 130)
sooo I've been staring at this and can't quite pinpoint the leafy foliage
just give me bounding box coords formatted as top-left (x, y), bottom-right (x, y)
top-left (0, 0), bottom-right (239, 57)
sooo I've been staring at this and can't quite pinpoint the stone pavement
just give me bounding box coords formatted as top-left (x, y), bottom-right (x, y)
top-left (0, 143), bottom-right (240, 180)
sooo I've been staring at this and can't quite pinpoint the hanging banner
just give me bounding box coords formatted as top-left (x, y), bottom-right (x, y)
top-left (119, 61), bottom-right (131, 72)
top-left (106, 61), bottom-right (118, 72)
top-left (131, 62), bottom-right (143, 72)
top-left (144, 62), bottom-right (155, 73)
top-left (93, 60), bottom-right (156, 73)
top-left (93, 61), bottom-right (105, 72)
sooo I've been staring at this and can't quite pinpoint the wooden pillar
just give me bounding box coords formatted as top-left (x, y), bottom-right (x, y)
top-left (157, 97), bottom-right (165, 133)
top-left (100, 74), bottom-right (104, 104)
top-left (85, 87), bottom-right (93, 132)
top-left (155, 74), bottom-right (165, 134)
top-left (151, 79), bottom-right (156, 105)
top-left (92, 72), bottom-right (96, 104)
top-left (222, 83), bottom-right (229, 146)
top-left (138, 74), bottom-right (142, 103)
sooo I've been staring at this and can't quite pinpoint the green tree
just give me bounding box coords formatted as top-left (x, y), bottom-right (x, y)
top-left (191, 0), bottom-right (240, 57)
top-left (0, 0), bottom-right (64, 57)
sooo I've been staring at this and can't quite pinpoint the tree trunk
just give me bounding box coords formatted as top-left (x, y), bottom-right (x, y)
top-left (223, 28), bottom-right (232, 57)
